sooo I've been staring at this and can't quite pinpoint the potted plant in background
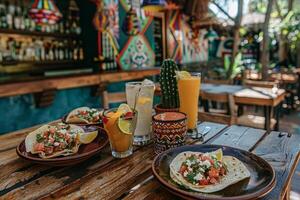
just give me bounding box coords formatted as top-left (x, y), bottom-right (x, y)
top-left (154, 59), bottom-right (180, 113)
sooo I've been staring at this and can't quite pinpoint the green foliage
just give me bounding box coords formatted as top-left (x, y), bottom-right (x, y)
top-left (224, 53), bottom-right (243, 79)
top-left (159, 59), bottom-right (180, 109)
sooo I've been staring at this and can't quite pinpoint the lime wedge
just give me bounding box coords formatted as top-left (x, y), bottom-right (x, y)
top-left (214, 149), bottom-right (223, 161)
top-left (79, 131), bottom-right (98, 144)
top-left (176, 71), bottom-right (191, 79)
top-left (118, 117), bottom-right (133, 135)
top-left (117, 103), bottom-right (132, 114)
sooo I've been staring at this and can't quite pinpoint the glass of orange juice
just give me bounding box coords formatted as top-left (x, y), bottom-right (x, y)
top-left (102, 104), bottom-right (137, 158)
top-left (177, 71), bottom-right (201, 135)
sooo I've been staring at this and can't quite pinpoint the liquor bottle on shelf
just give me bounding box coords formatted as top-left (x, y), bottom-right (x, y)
top-left (0, 1), bottom-right (7, 29)
top-left (6, 0), bottom-right (13, 29)
top-left (72, 40), bottom-right (78, 61)
top-left (63, 40), bottom-right (69, 60)
top-left (13, 0), bottom-right (21, 30)
top-left (0, 34), bottom-right (85, 64)
top-left (59, 21), bottom-right (64, 34)
top-left (29, 16), bottom-right (36, 32)
top-left (19, 2), bottom-right (25, 30)
top-left (64, 13), bottom-right (71, 35)
top-left (23, 6), bottom-right (31, 31)
top-left (75, 11), bottom-right (81, 35)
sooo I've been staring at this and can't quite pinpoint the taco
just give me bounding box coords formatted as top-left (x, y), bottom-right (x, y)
top-left (25, 123), bottom-right (84, 159)
top-left (65, 107), bottom-right (102, 124)
top-left (169, 149), bottom-right (250, 193)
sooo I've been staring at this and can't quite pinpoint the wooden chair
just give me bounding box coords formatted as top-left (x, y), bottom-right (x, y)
top-left (101, 90), bottom-right (126, 109)
top-left (198, 91), bottom-right (237, 125)
top-left (199, 91), bottom-right (277, 130)
top-left (244, 80), bottom-right (278, 88)
top-left (202, 79), bottom-right (232, 85)
top-left (95, 83), bottom-right (126, 109)
top-left (237, 80), bottom-right (277, 129)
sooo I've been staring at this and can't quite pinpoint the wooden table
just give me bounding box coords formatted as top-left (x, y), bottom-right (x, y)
top-left (156, 84), bottom-right (286, 131)
top-left (201, 84), bottom-right (286, 132)
top-left (0, 121), bottom-right (299, 200)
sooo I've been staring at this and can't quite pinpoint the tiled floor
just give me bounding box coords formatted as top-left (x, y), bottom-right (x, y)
top-left (279, 109), bottom-right (300, 200)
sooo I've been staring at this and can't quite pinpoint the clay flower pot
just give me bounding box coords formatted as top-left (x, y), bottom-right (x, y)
top-left (154, 104), bottom-right (179, 114)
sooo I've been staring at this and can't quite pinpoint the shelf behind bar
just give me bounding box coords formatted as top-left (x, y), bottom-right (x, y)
top-left (0, 28), bottom-right (80, 39)
top-left (0, 68), bottom-right (160, 98)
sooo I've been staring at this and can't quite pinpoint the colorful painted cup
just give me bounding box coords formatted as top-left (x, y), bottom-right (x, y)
top-left (152, 112), bottom-right (187, 154)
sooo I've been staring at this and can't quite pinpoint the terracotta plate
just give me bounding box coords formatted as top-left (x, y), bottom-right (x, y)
top-left (152, 144), bottom-right (276, 200)
top-left (16, 127), bottom-right (108, 166)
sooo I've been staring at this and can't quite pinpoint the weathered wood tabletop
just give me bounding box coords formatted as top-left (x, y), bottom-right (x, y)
top-left (0, 121), bottom-right (299, 200)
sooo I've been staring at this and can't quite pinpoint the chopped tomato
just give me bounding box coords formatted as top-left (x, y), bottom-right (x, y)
top-left (201, 156), bottom-right (214, 165)
top-left (65, 133), bottom-right (71, 141)
top-left (220, 167), bottom-right (226, 176)
top-left (44, 146), bottom-right (54, 154)
top-left (199, 179), bottom-right (209, 185)
top-left (210, 177), bottom-right (217, 184)
top-left (43, 131), bottom-right (49, 138)
top-left (102, 117), bottom-right (108, 124)
top-left (208, 168), bottom-right (219, 178)
top-left (179, 165), bottom-right (187, 174)
top-left (80, 111), bottom-right (87, 115)
top-left (93, 116), bottom-right (99, 122)
top-left (48, 137), bottom-right (55, 144)
top-left (34, 143), bottom-right (45, 152)
top-left (49, 128), bottom-right (56, 134)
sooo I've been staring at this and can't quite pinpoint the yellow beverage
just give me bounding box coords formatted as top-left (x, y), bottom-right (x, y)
top-left (103, 106), bottom-right (136, 158)
top-left (178, 76), bottom-right (201, 129)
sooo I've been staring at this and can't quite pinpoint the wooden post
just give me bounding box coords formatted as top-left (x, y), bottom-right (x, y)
top-left (261, 0), bottom-right (275, 81)
top-left (227, 0), bottom-right (243, 79)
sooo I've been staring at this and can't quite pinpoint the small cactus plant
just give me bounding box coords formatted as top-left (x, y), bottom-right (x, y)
top-left (159, 59), bottom-right (180, 109)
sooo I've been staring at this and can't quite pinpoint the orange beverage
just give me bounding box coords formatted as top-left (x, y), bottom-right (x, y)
top-left (178, 74), bottom-right (201, 130)
top-left (103, 105), bottom-right (136, 158)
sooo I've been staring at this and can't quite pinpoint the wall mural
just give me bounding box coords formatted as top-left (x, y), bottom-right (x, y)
top-left (117, 35), bottom-right (155, 69)
top-left (103, 0), bottom-right (120, 39)
top-left (98, 1), bottom-right (209, 70)
top-left (166, 10), bottom-right (209, 64)
top-left (118, 0), bottom-right (156, 70)
top-left (166, 10), bottom-right (181, 63)
top-left (181, 20), bottom-right (208, 63)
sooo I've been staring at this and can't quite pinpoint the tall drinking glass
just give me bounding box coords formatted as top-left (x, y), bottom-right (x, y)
top-left (126, 80), bottom-right (155, 146)
top-left (177, 73), bottom-right (201, 134)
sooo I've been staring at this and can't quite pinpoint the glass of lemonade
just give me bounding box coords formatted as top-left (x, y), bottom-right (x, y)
top-left (126, 79), bottom-right (155, 146)
top-left (103, 104), bottom-right (137, 158)
top-left (177, 72), bottom-right (201, 134)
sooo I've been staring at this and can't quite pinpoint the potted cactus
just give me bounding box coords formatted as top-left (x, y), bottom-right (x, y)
top-left (155, 59), bottom-right (180, 113)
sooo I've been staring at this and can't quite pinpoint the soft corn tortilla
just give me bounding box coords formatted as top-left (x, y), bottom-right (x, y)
top-left (169, 151), bottom-right (251, 193)
top-left (65, 107), bottom-right (91, 124)
top-left (25, 124), bottom-right (84, 159)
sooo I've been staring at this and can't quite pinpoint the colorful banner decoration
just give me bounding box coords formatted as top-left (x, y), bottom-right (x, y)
top-left (117, 35), bottom-right (155, 70)
top-left (122, 8), bottom-right (141, 35)
top-left (93, 0), bottom-right (119, 39)
top-left (29, 0), bottom-right (62, 25)
top-left (142, 0), bottom-right (166, 12)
